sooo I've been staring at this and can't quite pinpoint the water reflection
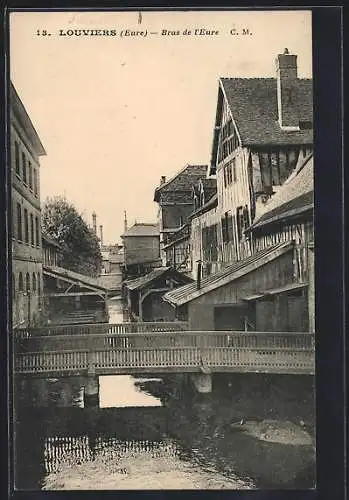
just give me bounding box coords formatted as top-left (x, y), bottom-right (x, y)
top-left (44, 437), bottom-right (182, 474)
top-left (14, 296), bottom-right (315, 490)
top-left (99, 296), bottom-right (163, 409)
top-left (99, 375), bottom-right (162, 408)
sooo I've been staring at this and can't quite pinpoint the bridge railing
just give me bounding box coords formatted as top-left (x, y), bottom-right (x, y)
top-left (15, 343), bottom-right (315, 376)
top-left (13, 321), bottom-right (189, 339)
top-left (15, 330), bottom-right (315, 353)
top-left (15, 331), bottom-right (315, 376)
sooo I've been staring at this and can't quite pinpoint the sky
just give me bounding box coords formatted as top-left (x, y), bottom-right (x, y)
top-left (10, 10), bottom-right (312, 245)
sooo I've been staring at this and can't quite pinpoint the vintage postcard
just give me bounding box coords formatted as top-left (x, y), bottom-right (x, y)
top-left (9, 9), bottom-right (317, 491)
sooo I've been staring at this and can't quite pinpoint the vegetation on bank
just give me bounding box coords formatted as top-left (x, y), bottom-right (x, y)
top-left (42, 196), bottom-right (102, 277)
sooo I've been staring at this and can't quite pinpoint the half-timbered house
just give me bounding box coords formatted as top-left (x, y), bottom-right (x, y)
top-left (203, 48), bottom-right (313, 271)
top-left (164, 153), bottom-right (314, 334)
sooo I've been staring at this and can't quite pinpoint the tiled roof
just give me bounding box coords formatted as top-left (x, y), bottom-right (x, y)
top-left (219, 78), bottom-right (313, 146)
top-left (164, 241), bottom-right (293, 306)
top-left (43, 265), bottom-right (108, 292)
top-left (199, 177), bottom-right (217, 200)
top-left (200, 177), bottom-right (217, 191)
top-left (154, 164), bottom-right (208, 202)
top-left (125, 267), bottom-right (193, 291)
top-left (250, 154), bottom-right (314, 230)
top-left (122, 223), bottom-right (159, 237)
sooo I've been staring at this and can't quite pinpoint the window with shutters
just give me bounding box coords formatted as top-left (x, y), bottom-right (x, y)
top-left (242, 206), bottom-right (250, 231)
top-left (226, 212), bottom-right (233, 242)
top-left (222, 212), bottom-right (234, 243)
top-left (211, 224), bottom-right (218, 261)
top-left (236, 206), bottom-right (245, 240)
top-left (221, 216), bottom-right (228, 243)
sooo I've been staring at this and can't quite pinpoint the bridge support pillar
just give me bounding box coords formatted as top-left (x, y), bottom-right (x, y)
top-left (190, 373), bottom-right (212, 394)
top-left (84, 365), bottom-right (99, 408)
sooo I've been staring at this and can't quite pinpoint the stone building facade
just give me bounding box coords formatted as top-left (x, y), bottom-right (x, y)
top-left (11, 82), bottom-right (46, 328)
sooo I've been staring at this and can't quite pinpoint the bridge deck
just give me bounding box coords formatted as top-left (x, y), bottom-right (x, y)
top-left (15, 330), bottom-right (315, 377)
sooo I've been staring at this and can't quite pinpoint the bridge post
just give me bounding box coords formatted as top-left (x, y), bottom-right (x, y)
top-left (190, 373), bottom-right (212, 394)
top-left (83, 362), bottom-right (99, 408)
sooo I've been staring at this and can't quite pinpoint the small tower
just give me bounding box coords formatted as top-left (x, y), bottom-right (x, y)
top-left (92, 212), bottom-right (97, 235)
top-left (124, 210), bottom-right (128, 234)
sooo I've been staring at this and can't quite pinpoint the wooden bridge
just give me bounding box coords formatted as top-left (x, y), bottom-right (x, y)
top-left (14, 322), bottom-right (315, 378)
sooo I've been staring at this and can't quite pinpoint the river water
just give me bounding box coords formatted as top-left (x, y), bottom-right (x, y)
top-left (14, 296), bottom-right (316, 490)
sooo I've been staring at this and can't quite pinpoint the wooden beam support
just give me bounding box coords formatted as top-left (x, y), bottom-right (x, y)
top-left (43, 269), bottom-right (106, 294)
top-left (46, 291), bottom-right (105, 298)
top-left (140, 288), bottom-right (169, 304)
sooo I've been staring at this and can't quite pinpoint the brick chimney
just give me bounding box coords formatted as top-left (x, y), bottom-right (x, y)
top-left (160, 176), bottom-right (166, 185)
top-left (276, 48), bottom-right (300, 130)
top-left (92, 211), bottom-right (97, 235)
top-left (99, 225), bottom-right (103, 246)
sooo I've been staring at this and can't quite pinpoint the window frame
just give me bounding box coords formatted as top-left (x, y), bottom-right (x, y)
top-left (24, 208), bottom-right (29, 243)
top-left (17, 203), bottom-right (22, 241)
top-left (18, 272), bottom-right (24, 292)
top-left (15, 141), bottom-right (20, 177)
top-left (22, 152), bottom-right (27, 185)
